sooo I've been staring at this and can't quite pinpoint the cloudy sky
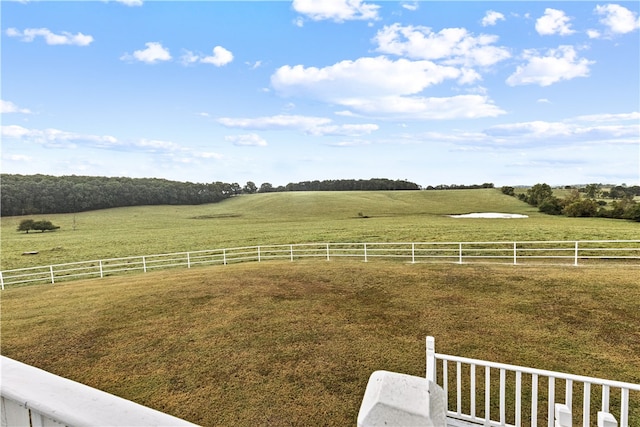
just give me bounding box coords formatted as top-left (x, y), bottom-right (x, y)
top-left (2, 1), bottom-right (639, 187)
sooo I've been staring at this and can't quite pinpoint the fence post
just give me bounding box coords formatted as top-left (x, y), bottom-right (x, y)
top-left (548, 377), bottom-right (555, 427)
top-left (574, 241), bottom-right (579, 266)
top-left (426, 336), bottom-right (436, 382)
top-left (459, 243), bottom-right (463, 264)
top-left (364, 243), bottom-right (368, 262)
top-left (223, 249), bottom-right (227, 265)
top-left (50, 266), bottom-right (55, 284)
top-left (99, 260), bottom-right (104, 278)
top-left (290, 245), bottom-right (294, 262)
top-left (326, 243), bottom-right (330, 261)
top-left (258, 246), bottom-right (261, 262)
top-left (187, 252), bottom-right (191, 268)
top-left (0, 271), bottom-right (4, 290)
top-left (142, 256), bottom-right (147, 273)
top-left (412, 243), bottom-right (415, 264)
top-left (513, 242), bottom-right (517, 265)
top-left (583, 382), bottom-right (591, 427)
top-left (621, 388), bottom-right (629, 427)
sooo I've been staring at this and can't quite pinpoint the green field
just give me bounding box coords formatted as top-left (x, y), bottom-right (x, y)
top-left (2, 189), bottom-right (638, 270)
top-left (1, 189), bottom-right (639, 426)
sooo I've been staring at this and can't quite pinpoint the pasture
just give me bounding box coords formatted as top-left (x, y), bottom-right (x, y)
top-left (2, 189), bottom-right (639, 270)
top-left (1, 189), bottom-right (639, 425)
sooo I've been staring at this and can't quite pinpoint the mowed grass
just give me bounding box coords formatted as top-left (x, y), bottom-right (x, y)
top-left (2, 261), bottom-right (639, 426)
top-left (2, 189), bottom-right (639, 270)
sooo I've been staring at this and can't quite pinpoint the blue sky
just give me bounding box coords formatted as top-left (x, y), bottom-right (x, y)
top-left (2, 1), bottom-right (639, 187)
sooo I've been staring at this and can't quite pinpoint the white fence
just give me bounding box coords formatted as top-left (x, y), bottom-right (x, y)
top-left (426, 337), bottom-right (640, 427)
top-left (1, 240), bottom-right (639, 289)
top-left (0, 356), bottom-right (197, 427)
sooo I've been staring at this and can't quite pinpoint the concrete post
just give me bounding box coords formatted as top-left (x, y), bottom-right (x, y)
top-left (358, 371), bottom-right (446, 427)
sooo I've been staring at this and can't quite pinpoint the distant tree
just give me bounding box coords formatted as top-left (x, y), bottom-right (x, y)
top-left (258, 182), bottom-right (274, 193)
top-left (32, 220), bottom-right (60, 232)
top-left (230, 182), bottom-right (242, 195)
top-left (563, 199), bottom-right (599, 217)
top-left (584, 183), bottom-right (601, 199)
top-left (525, 183), bottom-right (553, 206)
top-left (538, 197), bottom-right (563, 215)
top-left (17, 219), bottom-right (36, 233)
top-left (501, 186), bottom-right (515, 196)
top-left (243, 181), bottom-right (257, 194)
top-left (624, 203), bottom-right (640, 222)
top-left (17, 219), bottom-right (59, 233)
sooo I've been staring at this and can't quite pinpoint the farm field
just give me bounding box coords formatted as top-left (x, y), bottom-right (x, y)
top-left (2, 189), bottom-right (639, 425)
top-left (2, 189), bottom-right (639, 270)
top-left (2, 261), bottom-right (639, 426)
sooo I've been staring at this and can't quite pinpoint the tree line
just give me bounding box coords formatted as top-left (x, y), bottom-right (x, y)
top-left (0, 175), bottom-right (422, 216)
top-left (424, 183), bottom-right (495, 190)
top-left (501, 183), bottom-right (640, 221)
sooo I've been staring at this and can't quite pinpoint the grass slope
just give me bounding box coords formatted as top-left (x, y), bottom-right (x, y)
top-left (2, 261), bottom-right (639, 426)
top-left (2, 189), bottom-right (639, 270)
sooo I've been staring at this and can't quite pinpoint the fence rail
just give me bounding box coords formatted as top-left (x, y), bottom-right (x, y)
top-left (426, 337), bottom-right (640, 427)
top-left (1, 240), bottom-right (639, 289)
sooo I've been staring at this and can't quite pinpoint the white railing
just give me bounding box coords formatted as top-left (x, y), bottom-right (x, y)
top-left (426, 337), bottom-right (640, 427)
top-left (1, 240), bottom-right (638, 289)
top-left (0, 356), bottom-right (198, 427)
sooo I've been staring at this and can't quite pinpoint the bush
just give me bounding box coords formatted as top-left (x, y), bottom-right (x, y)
top-left (538, 197), bottom-right (563, 215)
top-left (563, 199), bottom-right (599, 217)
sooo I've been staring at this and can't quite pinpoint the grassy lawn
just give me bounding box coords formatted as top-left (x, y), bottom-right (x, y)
top-left (2, 261), bottom-right (639, 426)
top-left (2, 189), bottom-right (638, 270)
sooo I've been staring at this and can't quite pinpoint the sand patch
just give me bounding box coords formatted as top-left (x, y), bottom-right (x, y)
top-left (449, 212), bottom-right (529, 219)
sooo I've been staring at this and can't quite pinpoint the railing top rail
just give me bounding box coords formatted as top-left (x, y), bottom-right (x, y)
top-left (434, 352), bottom-right (640, 391)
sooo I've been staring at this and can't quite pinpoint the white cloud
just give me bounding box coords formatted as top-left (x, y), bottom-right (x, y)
top-left (595, 4), bottom-right (640, 35)
top-left (483, 116), bottom-right (639, 145)
top-left (401, 2), bottom-right (419, 12)
top-left (6, 27), bottom-right (93, 46)
top-left (180, 50), bottom-right (200, 65)
top-left (135, 138), bottom-right (183, 152)
top-left (0, 125), bottom-right (195, 154)
top-left (218, 114), bottom-right (332, 130)
top-left (270, 56), bottom-right (504, 119)
top-left (217, 114), bottom-right (378, 136)
top-left (573, 112), bottom-right (640, 123)
top-left (506, 45), bottom-right (593, 87)
top-left (1, 100), bottom-right (31, 114)
top-left (225, 133), bottom-right (268, 147)
top-left (195, 152), bottom-right (224, 160)
top-left (336, 94), bottom-right (505, 120)
top-left (307, 123), bottom-right (379, 136)
top-left (292, 0), bottom-right (380, 22)
top-left (406, 112), bottom-right (639, 149)
top-left (181, 46), bottom-right (233, 67)
top-left (201, 46), bottom-right (234, 66)
top-left (1, 125), bottom-right (117, 148)
top-left (587, 29), bottom-right (602, 39)
top-left (272, 56), bottom-right (463, 101)
top-left (121, 42), bottom-right (172, 64)
top-left (482, 11), bottom-right (505, 27)
top-left (3, 154), bottom-right (32, 162)
top-left (115, 0), bottom-right (143, 6)
top-left (246, 60), bottom-right (263, 69)
top-left (535, 8), bottom-right (575, 36)
top-left (373, 24), bottom-right (510, 67)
